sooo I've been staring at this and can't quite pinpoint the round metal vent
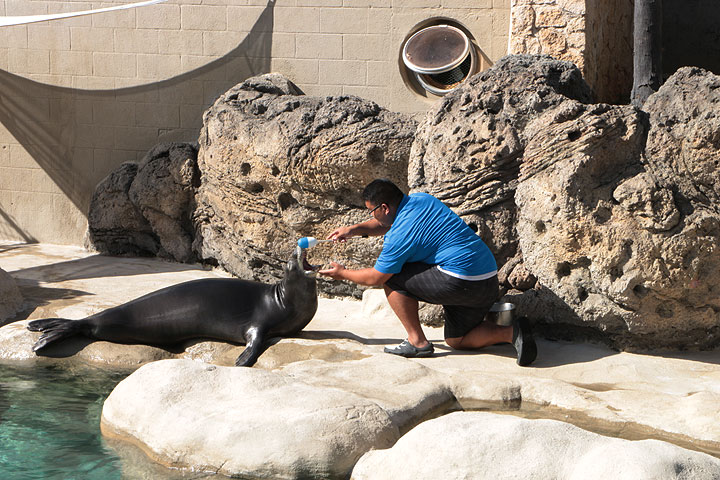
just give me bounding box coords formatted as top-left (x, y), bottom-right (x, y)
top-left (402, 24), bottom-right (477, 96)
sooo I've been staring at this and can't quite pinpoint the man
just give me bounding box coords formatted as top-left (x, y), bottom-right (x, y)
top-left (319, 179), bottom-right (537, 366)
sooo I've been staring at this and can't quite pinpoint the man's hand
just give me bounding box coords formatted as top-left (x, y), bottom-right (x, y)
top-left (318, 262), bottom-right (346, 280)
top-left (327, 228), bottom-right (353, 243)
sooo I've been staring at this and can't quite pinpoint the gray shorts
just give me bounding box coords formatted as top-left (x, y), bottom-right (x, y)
top-left (384, 262), bottom-right (499, 339)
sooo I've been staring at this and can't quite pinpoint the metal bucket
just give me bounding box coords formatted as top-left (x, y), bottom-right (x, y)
top-left (487, 302), bottom-right (515, 326)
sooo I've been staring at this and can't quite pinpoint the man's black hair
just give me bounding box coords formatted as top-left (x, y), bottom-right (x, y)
top-left (362, 179), bottom-right (405, 207)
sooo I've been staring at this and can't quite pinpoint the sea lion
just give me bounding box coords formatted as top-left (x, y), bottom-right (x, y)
top-left (27, 246), bottom-right (319, 367)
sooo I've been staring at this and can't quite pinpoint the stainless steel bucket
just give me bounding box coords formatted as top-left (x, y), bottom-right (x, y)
top-left (487, 302), bottom-right (515, 326)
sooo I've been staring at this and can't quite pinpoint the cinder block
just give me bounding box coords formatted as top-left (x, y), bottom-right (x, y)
top-left (181, 5), bottom-right (228, 31)
top-left (491, 34), bottom-right (509, 61)
top-left (9, 145), bottom-right (40, 169)
top-left (70, 27), bottom-right (114, 52)
top-left (113, 126), bottom-right (160, 150)
top-left (394, 0), bottom-right (442, 8)
top-left (75, 124), bottom-right (115, 149)
top-left (444, 0), bottom-right (493, 8)
top-left (297, 0), bottom-right (342, 7)
top-left (50, 50), bottom-right (93, 76)
top-left (50, 195), bottom-right (88, 245)
top-left (135, 103), bottom-right (180, 128)
top-left (92, 100), bottom-right (135, 127)
top-left (271, 58), bottom-right (320, 85)
top-left (137, 53), bottom-right (182, 79)
top-left (320, 8), bottom-right (367, 34)
top-left (247, 0), bottom-right (296, 6)
top-left (26, 74), bottom-right (72, 87)
top-left (343, 34), bottom-right (391, 61)
top-left (28, 25), bottom-right (71, 50)
top-left (0, 145), bottom-right (9, 167)
top-left (9, 49), bottom-right (49, 74)
top-left (93, 52), bottom-right (137, 78)
top-left (72, 76), bottom-right (115, 90)
top-left (367, 60), bottom-right (395, 87)
top-left (114, 29), bottom-right (159, 54)
top-left (159, 81), bottom-right (206, 106)
top-left (5, 25), bottom-right (28, 49)
top-left (271, 33), bottom-right (296, 58)
top-left (318, 59), bottom-right (366, 85)
top-left (296, 34), bottom-right (343, 59)
top-left (137, 3), bottom-right (181, 30)
top-left (343, 0), bottom-right (388, 8)
top-left (6, 1), bottom-right (46, 16)
top-left (181, 55), bottom-right (215, 72)
top-left (158, 31), bottom-right (204, 55)
top-left (225, 6), bottom-right (271, 32)
top-left (368, 7), bottom-right (392, 34)
top-left (275, 7), bottom-right (320, 33)
top-left (203, 31), bottom-right (249, 56)
top-left (492, 8), bottom-right (512, 39)
top-left (91, 6), bottom-right (136, 29)
top-left (180, 104), bottom-right (205, 129)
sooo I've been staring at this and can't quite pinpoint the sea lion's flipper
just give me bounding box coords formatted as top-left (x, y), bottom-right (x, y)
top-left (234, 326), bottom-right (266, 367)
top-left (27, 318), bottom-right (84, 351)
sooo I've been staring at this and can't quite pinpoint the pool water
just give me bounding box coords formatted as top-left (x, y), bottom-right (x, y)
top-left (0, 364), bottom-right (128, 480)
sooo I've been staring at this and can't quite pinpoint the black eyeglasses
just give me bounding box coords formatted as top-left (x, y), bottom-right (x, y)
top-left (368, 204), bottom-right (382, 216)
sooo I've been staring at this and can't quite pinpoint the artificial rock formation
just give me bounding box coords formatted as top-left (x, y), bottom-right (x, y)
top-left (193, 74), bottom-right (416, 294)
top-left (409, 55), bottom-right (593, 268)
top-left (88, 143), bottom-right (199, 262)
top-left (351, 412), bottom-right (720, 480)
top-left (411, 55), bottom-right (720, 350)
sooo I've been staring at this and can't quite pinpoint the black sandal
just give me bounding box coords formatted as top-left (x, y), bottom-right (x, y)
top-left (384, 340), bottom-right (434, 358)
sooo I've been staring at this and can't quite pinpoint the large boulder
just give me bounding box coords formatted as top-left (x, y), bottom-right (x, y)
top-left (88, 143), bottom-right (199, 262)
top-left (193, 73), bottom-right (416, 295)
top-left (351, 411), bottom-right (720, 480)
top-left (100, 359), bottom-right (406, 478)
top-left (513, 68), bottom-right (720, 349)
top-left (410, 55), bottom-right (720, 350)
top-left (409, 55), bottom-right (593, 266)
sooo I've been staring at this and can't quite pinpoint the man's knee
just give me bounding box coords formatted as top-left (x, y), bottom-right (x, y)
top-left (445, 336), bottom-right (464, 349)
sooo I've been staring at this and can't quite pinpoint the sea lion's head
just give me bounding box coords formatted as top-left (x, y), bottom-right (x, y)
top-left (287, 246), bottom-right (321, 278)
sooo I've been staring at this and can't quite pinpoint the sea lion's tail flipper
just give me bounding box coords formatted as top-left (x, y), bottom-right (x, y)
top-left (27, 318), bottom-right (83, 351)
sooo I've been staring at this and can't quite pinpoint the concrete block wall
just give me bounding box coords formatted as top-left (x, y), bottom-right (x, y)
top-left (0, 0), bottom-right (510, 245)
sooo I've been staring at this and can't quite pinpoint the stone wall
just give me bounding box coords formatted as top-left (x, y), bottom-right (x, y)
top-left (0, 0), bottom-right (510, 245)
top-left (508, 0), bottom-right (633, 104)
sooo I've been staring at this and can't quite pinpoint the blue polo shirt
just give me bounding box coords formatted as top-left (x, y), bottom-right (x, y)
top-left (374, 193), bottom-right (497, 279)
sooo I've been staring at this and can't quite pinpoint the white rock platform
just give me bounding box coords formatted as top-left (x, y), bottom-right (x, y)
top-left (0, 243), bottom-right (719, 478)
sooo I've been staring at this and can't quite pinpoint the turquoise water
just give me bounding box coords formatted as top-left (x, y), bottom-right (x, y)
top-left (0, 364), bottom-right (127, 480)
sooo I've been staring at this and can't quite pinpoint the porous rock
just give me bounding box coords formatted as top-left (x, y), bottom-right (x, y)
top-left (100, 358), bottom-right (401, 479)
top-left (351, 411), bottom-right (720, 480)
top-left (193, 73), bottom-right (416, 295)
top-left (513, 68), bottom-right (720, 349)
top-left (88, 143), bottom-right (199, 262)
top-left (410, 55), bottom-right (720, 350)
top-left (409, 54), bottom-right (593, 266)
